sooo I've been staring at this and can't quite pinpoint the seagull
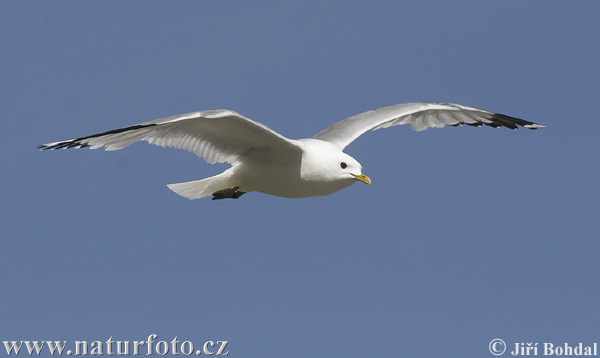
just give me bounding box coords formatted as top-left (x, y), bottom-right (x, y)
top-left (40, 102), bottom-right (545, 200)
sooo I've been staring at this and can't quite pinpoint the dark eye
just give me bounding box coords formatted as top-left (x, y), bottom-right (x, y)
top-left (340, 162), bottom-right (347, 169)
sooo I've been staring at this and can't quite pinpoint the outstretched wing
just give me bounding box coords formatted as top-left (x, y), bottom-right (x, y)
top-left (313, 102), bottom-right (545, 149)
top-left (39, 110), bottom-right (301, 165)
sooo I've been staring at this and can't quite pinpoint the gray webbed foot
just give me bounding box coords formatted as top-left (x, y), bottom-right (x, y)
top-left (212, 186), bottom-right (247, 200)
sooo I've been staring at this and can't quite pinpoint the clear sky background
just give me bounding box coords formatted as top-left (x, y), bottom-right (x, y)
top-left (2, 1), bottom-right (599, 357)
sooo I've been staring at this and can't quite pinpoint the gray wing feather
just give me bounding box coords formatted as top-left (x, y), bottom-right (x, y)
top-left (313, 102), bottom-right (545, 149)
top-left (40, 110), bottom-right (300, 165)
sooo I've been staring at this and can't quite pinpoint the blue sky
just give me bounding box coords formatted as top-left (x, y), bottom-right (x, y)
top-left (2, 1), bottom-right (599, 357)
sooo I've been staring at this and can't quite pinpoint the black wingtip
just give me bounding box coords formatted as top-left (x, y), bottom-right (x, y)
top-left (37, 123), bottom-right (158, 152)
top-left (489, 112), bottom-right (545, 130)
top-left (38, 140), bottom-right (92, 151)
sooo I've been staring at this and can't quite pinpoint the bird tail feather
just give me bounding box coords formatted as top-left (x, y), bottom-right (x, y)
top-left (167, 169), bottom-right (234, 200)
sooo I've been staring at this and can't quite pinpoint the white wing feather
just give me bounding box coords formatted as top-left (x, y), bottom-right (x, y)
top-left (40, 110), bottom-right (300, 165)
top-left (313, 102), bottom-right (545, 149)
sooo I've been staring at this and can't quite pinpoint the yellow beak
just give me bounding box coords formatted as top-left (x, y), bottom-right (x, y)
top-left (352, 173), bottom-right (372, 185)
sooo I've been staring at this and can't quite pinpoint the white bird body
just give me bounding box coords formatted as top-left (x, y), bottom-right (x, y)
top-left (40, 103), bottom-right (544, 200)
top-left (168, 139), bottom-right (361, 199)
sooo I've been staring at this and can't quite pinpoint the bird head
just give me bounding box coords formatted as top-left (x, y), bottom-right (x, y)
top-left (300, 139), bottom-right (371, 185)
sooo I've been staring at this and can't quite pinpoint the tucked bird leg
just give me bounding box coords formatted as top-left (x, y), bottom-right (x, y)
top-left (212, 186), bottom-right (247, 200)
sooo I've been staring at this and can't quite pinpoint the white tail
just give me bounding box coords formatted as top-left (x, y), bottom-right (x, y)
top-left (167, 169), bottom-right (235, 200)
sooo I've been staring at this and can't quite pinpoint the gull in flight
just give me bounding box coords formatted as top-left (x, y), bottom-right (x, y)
top-left (40, 102), bottom-right (545, 200)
